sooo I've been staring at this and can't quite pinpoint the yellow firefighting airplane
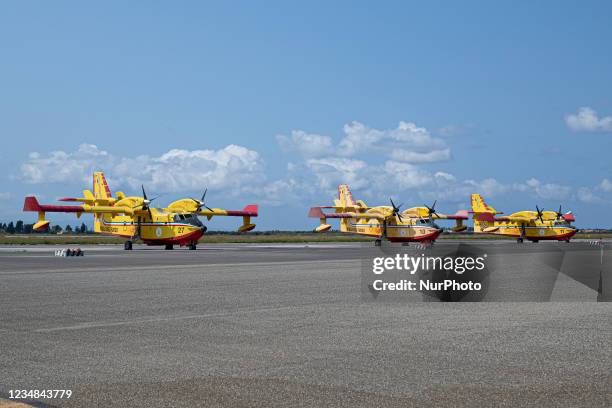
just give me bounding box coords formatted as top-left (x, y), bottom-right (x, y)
top-left (309, 185), bottom-right (468, 244)
top-left (471, 194), bottom-right (576, 243)
top-left (23, 172), bottom-right (258, 250)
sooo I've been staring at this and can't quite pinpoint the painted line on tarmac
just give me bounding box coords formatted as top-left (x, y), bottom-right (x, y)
top-left (34, 304), bottom-right (324, 333)
top-left (0, 259), bottom-right (357, 276)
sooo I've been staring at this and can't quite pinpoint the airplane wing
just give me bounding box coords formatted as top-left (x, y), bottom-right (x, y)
top-left (23, 196), bottom-right (134, 230)
top-left (433, 210), bottom-right (469, 220)
top-left (308, 206), bottom-right (385, 233)
top-left (197, 205), bottom-right (258, 218)
top-left (495, 215), bottom-right (537, 223)
top-left (431, 210), bottom-right (469, 232)
top-left (24, 196), bottom-right (134, 215)
top-left (197, 205), bottom-right (259, 232)
top-left (308, 207), bottom-right (385, 220)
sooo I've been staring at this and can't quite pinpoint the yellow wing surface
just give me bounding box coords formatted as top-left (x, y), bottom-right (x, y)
top-left (166, 199), bottom-right (259, 232)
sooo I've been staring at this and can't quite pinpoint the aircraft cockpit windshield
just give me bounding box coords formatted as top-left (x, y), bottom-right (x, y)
top-left (174, 213), bottom-right (203, 227)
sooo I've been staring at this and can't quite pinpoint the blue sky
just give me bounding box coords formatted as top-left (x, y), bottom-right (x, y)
top-left (1, 1), bottom-right (611, 229)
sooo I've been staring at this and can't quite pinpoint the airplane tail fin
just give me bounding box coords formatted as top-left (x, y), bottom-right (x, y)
top-left (471, 194), bottom-right (497, 232)
top-left (338, 184), bottom-right (357, 208)
top-left (471, 194), bottom-right (497, 214)
top-left (93, 172), bottom-right (112, 200)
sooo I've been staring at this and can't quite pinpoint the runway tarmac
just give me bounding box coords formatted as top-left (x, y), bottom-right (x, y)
top-left (0, 242), bottom-right (610, 407)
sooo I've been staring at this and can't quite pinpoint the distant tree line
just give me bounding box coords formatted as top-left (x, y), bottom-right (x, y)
top-left (0, 221), bottom-right (89, 234)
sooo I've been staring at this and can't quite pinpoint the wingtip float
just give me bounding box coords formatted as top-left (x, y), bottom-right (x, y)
top-left (23, 171), bottom-right (259, 250)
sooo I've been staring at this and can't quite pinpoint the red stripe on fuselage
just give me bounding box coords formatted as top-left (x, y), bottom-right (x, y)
top-left (142, 229), bottom-right (205, 246)
top-left (387, 229), bottom-right (442, 243)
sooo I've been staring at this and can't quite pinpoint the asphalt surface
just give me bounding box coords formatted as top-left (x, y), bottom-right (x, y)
top-left (0, 242), bottom-right (610, 407)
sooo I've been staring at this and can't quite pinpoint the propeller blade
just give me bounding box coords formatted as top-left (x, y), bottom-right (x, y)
top-left (424, 200), bottom-right (437, 215)
top-left (389, 198), bottom-right (403, 220)
top-left (141, 185), bottom-right (148, 201)
top-left (535, 205), bottom-right (544, 222)
top-left (190, 188), bottom-right (210, 213)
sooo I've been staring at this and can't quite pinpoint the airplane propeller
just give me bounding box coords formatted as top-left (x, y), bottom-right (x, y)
top-left (424, 200), bottom-right (437, 220)
top-left (555, 205), bottom-right (563, 220)
top-left (191, 188), bottom-right (214, 212)
top-left (389, 198), bottom-right (403, 221)
top-left (133, 185), bottom-right (159, 217)
top-left (535, 205), bottom-right (544, 223)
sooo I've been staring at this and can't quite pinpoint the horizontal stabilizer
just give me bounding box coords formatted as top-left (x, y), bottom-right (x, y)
top-left (226, 204), bottom-right (258, 217)
top-left (308, 207), bottom-right (354, 219)
top-left (23, 196), bottom-right (84, 213)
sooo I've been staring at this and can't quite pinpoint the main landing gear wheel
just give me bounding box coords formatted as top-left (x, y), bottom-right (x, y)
top-left (517, 238), bottom-right (524, 243)
top-left (124, 240), bottom-right (133, 250)
top-left (165, 244), bottom-right (174, 250)
top-left (188, 242), bottom-right (197, 250)
top-left (374, 239), bottom-right (382, 247)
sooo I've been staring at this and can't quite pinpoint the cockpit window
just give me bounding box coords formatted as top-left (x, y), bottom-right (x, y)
top-left (173, 213), bottom-right (202, 227)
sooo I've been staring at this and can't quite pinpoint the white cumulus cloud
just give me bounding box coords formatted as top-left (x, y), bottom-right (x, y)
top-left (565, 107), bottom-right (612, 132)
top-left (600, 178), bottom-right (612, 192)
top-left (20, 143), bottom-right (266, 196)
top-left (276, 131), bottom-right (333, 157)
top-left (517, 178), bottom-right (572, 200)
top-left (278, 120), bottom-right (449, 164)
top-left (338, 121), bottom-right (448, 163)
top-left (21, 144), bottom-right (110, 185)
top-left (305, 157), bottom-right (370, 190)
